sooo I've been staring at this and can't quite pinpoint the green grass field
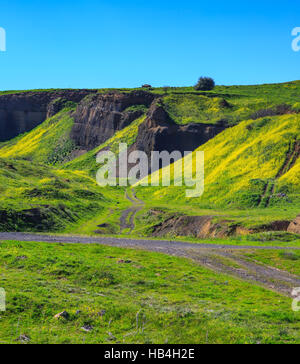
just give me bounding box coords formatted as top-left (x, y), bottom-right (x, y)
top-left (1, 240), bottom-right (299, 344)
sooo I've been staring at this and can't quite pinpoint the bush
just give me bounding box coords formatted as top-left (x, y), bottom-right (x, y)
top-left (250, 104), bottom-right (294, 120)
top-left (279, 251), bottom-right (300, 260)
top-left (194, 77), bottom-right (215, 91)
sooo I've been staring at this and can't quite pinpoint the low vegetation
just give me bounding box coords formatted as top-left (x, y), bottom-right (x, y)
top-left (0, 241), bottom-right (299, 344)
top-left (194, 77), bottom-right (215, 91)
top-left (0, 108), bottom-right (77, 165)
top-left (0, 157), bottom-right (128, 232)
top-left (0, 81), bottom-right (299, 237)
top-left (137, 114), bottom-right (300, 211)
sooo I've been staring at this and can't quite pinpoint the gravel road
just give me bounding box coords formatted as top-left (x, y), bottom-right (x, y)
top-left (1, 232), bottom-right (300, 296)
top-left (0, 232), bottom-right (298, 251)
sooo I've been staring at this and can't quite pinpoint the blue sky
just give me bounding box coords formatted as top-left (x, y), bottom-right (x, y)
top-left (0, 0), bottom-right (299, 90)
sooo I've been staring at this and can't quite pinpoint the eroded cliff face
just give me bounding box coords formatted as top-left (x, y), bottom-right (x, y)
top-left (70, 91), bottom-right (156, 149)
top-left (288, 215), bottom-right (300, 234)
top-left (0, 90), bottom-right (95, 142)
top-left (135, 101), bottom-right (226, 170)
top-left (0, 90), bottom-right (227, 165)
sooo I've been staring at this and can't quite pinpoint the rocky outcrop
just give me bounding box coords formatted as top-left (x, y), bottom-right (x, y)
top-left (256, 220), bottom-right (291, 232)
top-left (150, 212), bottom-right (297, 239)
top-left (70, 91), bottom-right (155, 149)
top-left (1, 90), bottom-right (227, 164)
top-left (72, 94), bottom-right (227, 170)
top-left (287, 215), bottom-right (300, 234)
top-left (136, 101), bottom-right (226, 171)
top-left (0, 90), bottom-right (95, 142)
top-left (151, 214), bottom-right (251, 239)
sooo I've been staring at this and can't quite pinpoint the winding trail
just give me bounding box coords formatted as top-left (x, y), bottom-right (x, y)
top-left (119, 189), bottom-right (144, 233)
top-left (1, 231), bottom-right (300, 296)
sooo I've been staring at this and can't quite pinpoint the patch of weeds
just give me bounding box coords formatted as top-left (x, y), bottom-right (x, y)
top-left (246, 232), bottom-right (300, 242)
top-left (279, 251), bottom-right (300, 261)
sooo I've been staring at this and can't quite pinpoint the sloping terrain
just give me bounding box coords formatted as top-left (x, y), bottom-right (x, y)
top-left (0, 90), bottom-right (94, 142)
top-left (0, 157), bottom-right (127, 232)
top-left (65, 114), bottom-right (147, 175)
top-left (0, 108), bottom-right (77, 164)
top-left (135, 113), bottom-right (300, 236)
top-left (1, 82), bottom-right (300, 345)
top-left (0, 81), bottom-right (299, 238)
top-left (138, 114), bottom-right (300, 207)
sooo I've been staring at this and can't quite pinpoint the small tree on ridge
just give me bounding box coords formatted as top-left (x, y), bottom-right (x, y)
top-left (194, 77), bottom-right (215, 91)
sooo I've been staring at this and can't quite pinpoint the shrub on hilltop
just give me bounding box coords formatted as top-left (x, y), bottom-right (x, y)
top-left (194, 77), bottom-right (215, 91)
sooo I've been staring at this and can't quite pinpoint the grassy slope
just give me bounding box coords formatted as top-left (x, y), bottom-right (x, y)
top-left (0, 105), bottom-right (138, 233)
top-left (0, 240), bottom-right (299, 344)
top-left (1, 81), bottom-right (300, 235)
top-left (65, 115), bottom-right (146, 175)
top-left (135, 114), bottom-right (300, 229)
top-left (0, 107), bottom-right (77, 165)
top-left (0, 157), bottom-right (128, 232)
top-left (162, 93), bottom-right (282, 126)
top-left (143, 81), bottom-right (300, 126)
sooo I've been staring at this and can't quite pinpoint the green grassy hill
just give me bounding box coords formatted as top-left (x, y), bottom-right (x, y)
top-left (0, 157), bottom-right (127, 232)
top-left (0, 102), bottom-right (147, 233)
top-left (0, 104), bottom-right (148, 233)
top-left (0, 81), bottom-right (299, 235)
top-left (0, 107), bottom-right (77, 165)
top-left (138, 114), bottom-right (300, 206)
top-left (161, 81), bottom-right (300, 125)
top-left (135, 113), bottom-right (300, 232)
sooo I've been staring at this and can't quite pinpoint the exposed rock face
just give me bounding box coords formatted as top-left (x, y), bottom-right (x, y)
top-left (70, 91), bottom-right (156, 149)
top-left (136, 101), bottom-right (226, 171)
top-left (1, 90), bottom-right (227, 166)
top-left (288, 215), bottom-right (300, 234)
top-left (257, 220), bottom-right (291, 232)
top-left (151, 214), bottom-right (250, 238)
top-left (0, 90), bottom-right (95, 142)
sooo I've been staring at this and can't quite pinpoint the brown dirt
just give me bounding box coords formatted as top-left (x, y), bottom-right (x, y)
top-left (120, 191), bottom-right (144, 233)
top-left (288, 215), bottom-right (300, 235)
top-left (255, 220), bottom-right (291, 232)
top-left (151, 214), bottom-right (252, 239)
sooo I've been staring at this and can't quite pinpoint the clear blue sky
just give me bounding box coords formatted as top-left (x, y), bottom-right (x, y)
top-left (0, 0), bottom-right (299, 90)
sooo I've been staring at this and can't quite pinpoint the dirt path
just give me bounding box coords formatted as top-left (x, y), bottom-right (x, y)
top-left (188, 250), bottom-right (300, 297)
top-left (1, 231), bottom-right (300, 296)
top-left (119, 189), bottom-right (144, 233)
